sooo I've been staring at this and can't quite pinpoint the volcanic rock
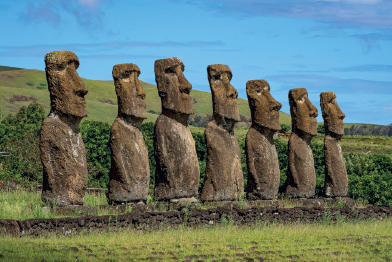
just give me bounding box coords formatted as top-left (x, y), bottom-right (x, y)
top-left (153, 58), bottom-right (200, 200)
top-left (245, 80), bottom-right (282, 200)
top-left (108, 63), bottom-right (150, 203)
top-left (320, 92), bottom-right (348, 197)
top-left (200, 64), bottom-right (244, 201)
top-left (40, 51), bottom-right (88, 206)
top-left (285, 88), bottom-right (318, 198)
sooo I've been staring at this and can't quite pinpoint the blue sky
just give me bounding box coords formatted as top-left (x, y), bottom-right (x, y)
top-left (0, 0), bottom-right (391, 125)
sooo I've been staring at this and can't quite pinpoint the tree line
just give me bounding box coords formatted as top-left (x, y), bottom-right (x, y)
top-left (1, 103), bottom-right (392, 207)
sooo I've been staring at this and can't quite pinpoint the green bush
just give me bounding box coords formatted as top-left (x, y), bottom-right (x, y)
top-left (345, 153), bottom-right (392, 207)
top-left (80, 120), bottom-right (111, 188)
top-left (36, 82), bottom-right (47, 89)
top-left (0, 103), bottom-right (45, 185)
top-left (141, 122), bottom-right (155, 188)
top-left (279, 124), bottom-right (291, 134)
top-left (311, 141), bottom-right (325, 195)
top-left (317, 123), bottom-right (325, 134)
top-left (26, 81), bottom-right (34, 86)
top-left (274, 138), bottom-right (288, 192)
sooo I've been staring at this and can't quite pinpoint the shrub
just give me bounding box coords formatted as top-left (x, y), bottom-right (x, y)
top-left (0, 103), bottom-right (45, 185)
top-left (141, 122), bottom-right (155, 187)
top-left (80, 120), bottom-right (111, 188)
top-left (279, 124), bottom-right (291, 134)
top-left (345, 153), bottom-right (392, 207)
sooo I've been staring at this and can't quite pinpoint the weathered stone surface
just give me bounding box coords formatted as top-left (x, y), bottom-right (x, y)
top-left (154, 57), bottom-right (194, 115)
top-left (320, 92), bottom-right (348, 197)
top-left (108, 63), bottom-right (150, 203)
top-left (300, 199), bottom-right (325, 208)
top-left (41, 51), bottom-right (88, 206)
top-left (324, 197), bottom-right (354, 208)
top-left (286, 88), bottom-right (318, 198)
top-left (208, 64), bottom-right (240, 123)
top-left (44, 51), bottom-right (87, 118)
top-left (200, 64), bottom-right (244, 201)
top-left (245, 80), bottom-right (282, 200)
top-left (0, 219), bottom-right (20, 236)
top-left (153, 58), bottom-right (200, 201)
top-left (4, 206), bottom-right (391, 236)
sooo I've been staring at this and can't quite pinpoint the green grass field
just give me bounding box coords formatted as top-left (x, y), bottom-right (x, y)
top-left (312, 135), bottom-right (392, 155)
top-left (0, 66), bottom-right (291, 126)
top-left (1, 219), bottom-right (391, 261)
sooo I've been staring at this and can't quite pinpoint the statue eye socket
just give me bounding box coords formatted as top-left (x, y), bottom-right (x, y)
top-left (56, 61), bottom-right (68, 71)
top-left (298, 94), bottom-right (306, 103)
top-left (165, 66), bottom-right (177, 74)
top-left (120, 71), bottom-right (131, 79)
top-left (211, 73), bottom-right (221, 80)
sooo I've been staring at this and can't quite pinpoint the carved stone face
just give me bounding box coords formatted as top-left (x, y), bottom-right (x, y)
top-left (207, 64), bottom-right (240, 122)
top-left (45, 51), bottom-right (88, 118)
top-left (289, 88), bottom-right (318, 136)
top-left (112, 63), bottom-right (147, 120)
top-left (320, 92), bottom-right (345, 136)
top-left (154, 57), bottom-right (194, 115)
top-left (246, 80), bottom-right (282, 131)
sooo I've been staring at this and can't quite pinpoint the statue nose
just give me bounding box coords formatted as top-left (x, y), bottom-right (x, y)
top-left (338, 108), bottom-right (345, 120)
top-left (178, 72), bottom-right (192, 93)
top-left (227, 84), bottom-right (238, 98)
top-left (309, 105), bottom-right (318, 117)
top-left (72, 73), bottom-right (88, 97)
top-left (137, 83), bottom-right (146, 100)
top-left (267, 93), bottom-right (282, 111)
top-left (135, 76), bottom-right (146, 99)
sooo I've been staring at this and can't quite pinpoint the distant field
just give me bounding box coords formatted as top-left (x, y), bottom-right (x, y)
top-left (0, 65), bottom-right (23, 72)
top-left (0, 66), bottom-right (292, 126)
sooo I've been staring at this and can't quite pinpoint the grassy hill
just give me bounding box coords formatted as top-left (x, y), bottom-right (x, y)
top-left (0, 65), bottom-right (292, 127)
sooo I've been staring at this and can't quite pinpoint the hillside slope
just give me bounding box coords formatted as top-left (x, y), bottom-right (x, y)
top-left (0, 66), bottom-right (292, 126)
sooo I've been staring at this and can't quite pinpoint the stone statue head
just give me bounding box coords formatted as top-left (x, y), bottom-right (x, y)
top-left (154, 57), bottom-right (194, 115)
top-left (45, 51), bottom-right (88, 118)
top-left (112, 63), bottom-right (147, 121)
top-left (320, 92), bottom-right (345, 136)
top-left (289, 88), bottom-right (318, 136)
top-left (207, 64), bottom-right (240, 123)
top-left (246, 80), bottom-right (282, 131)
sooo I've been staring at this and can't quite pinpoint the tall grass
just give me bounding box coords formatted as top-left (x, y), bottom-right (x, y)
top-left (0, 219), bottom-right (391, 261)
top-left (0, 190), bottom-right (108, 220)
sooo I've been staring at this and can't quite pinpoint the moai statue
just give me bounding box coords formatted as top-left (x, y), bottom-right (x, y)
top-left (108, 63), bottom-right (150, 203)
top-left (153, 58), bottom-right (200, 201)
top-left (40, 51), bottom-right (88, 206)
top-left (200, 64), bottom-right (244, 201)
top-left (245, 80), bottom-right (282, 200)
top-left (286, 88), bottom-right (318, 198)
top-left (320, 92), bottom-right (348, 197)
